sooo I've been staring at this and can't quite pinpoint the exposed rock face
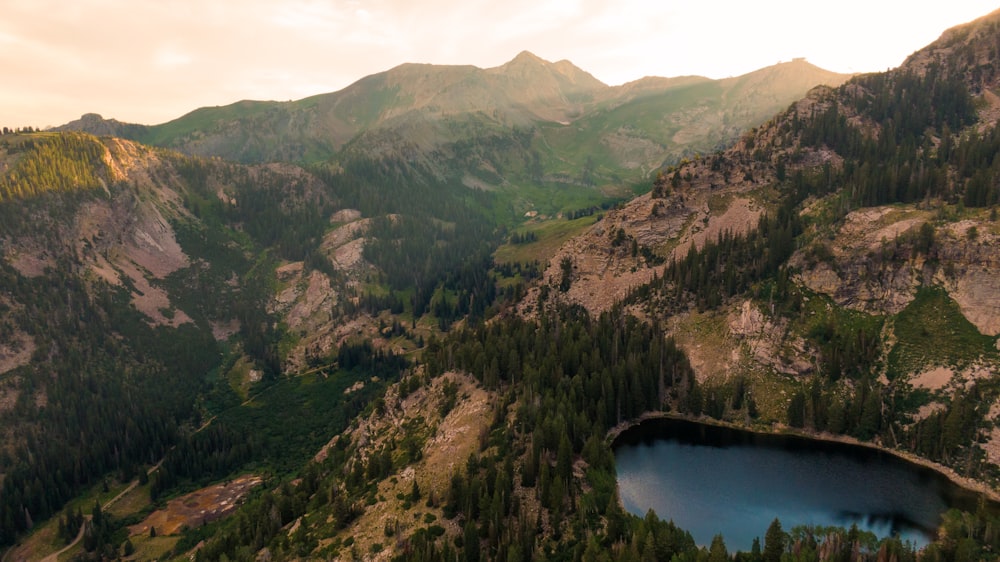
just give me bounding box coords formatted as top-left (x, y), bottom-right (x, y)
top-left (273, 210), bottom-right (408, 373)
top-left (520, 177), bottom-right (766, 317)
top-left (729, 300), bottom-right (814, 376)
top-left (286, 270), bottom-right (336, 331)
top-left (2, 135), bottom-right (342, 337)
top-left (76, 181), bottom-right (192, 326)
top-left (794, 207), bottom-right (927, 315)
top-left (937, 223), bottom-right (1000, 336)
top-left (2, 137), bottom-right (194, 327)
top-left (272, 264), bottom-right (339, 373)
top-left (330, 208), bottom-right (362, 223)
top-left (797, 259), bottom-right (923, 317)
top-left (82, 142), bottom-right (193, 326)
top-left (521, 194), bottom-right (671, 316)
top-left (320, 213), bottom-right (372, 274)
top-left (53, 113), bottom-right (147, 138)
top-left (946, 269), bottom-right (1000, 336)
top-left (313, 372), bottom-right (496, 559)
top-left (794, 206), bottom-right (1000, 336)
top-left (673, 196), bottom-right (762, 259)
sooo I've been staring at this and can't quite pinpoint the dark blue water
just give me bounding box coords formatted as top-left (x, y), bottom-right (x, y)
top-left (614, 418), bottom-right (989, 551)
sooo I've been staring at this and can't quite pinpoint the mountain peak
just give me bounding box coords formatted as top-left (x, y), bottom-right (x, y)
top-left (509, 50), bottom-right (546, 65)
top-left (490, 50), bottom-right (607, 91)
top-left (55, 113), bottom-right (146, 137)
top-left (495, 50), bottom-right (554, 73)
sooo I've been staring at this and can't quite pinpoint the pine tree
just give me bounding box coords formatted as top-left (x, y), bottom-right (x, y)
top-left (763, 518), bottom-right (785, 562)
top-left (750, 536), bottom-right (763, 562)
top-left (410, 478), bottom-right (421, 502)
top-left (708, 534), bottom-right (729, 562)
top-left (463, 521), bottom-right (480, 562)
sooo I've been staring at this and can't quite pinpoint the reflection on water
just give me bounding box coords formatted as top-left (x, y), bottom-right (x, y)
top-left (614, 418), bottom-right (987, 551)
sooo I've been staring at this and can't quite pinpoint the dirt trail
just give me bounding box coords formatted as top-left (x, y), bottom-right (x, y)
top-left (24, 460), bottom-right (164, 562)
top-left (11, 373), bottom-right (313, 562)
top-left (37, 523), bottom-right (85, 562)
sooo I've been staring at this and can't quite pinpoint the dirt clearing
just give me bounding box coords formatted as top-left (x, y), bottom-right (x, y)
top-left (129, 475), bottom-right (262, 536)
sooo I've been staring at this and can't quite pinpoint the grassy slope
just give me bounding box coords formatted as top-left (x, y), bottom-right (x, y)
top-left (889, 286), bottom-right (999, 377)
top-left (139, 101), bottom-right (283, 146)
top-left (495, 215), bottom-right (600, 264)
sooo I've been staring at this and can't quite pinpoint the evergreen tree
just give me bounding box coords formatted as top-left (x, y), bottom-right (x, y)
top-left (708, 534), bottom-right (729, 562)
top-left (763, 518), bottom-right (785, 562)
top-left (750, 536), bottom-right (762, 562)
top-left (463, 520), bottom-right (480, 562)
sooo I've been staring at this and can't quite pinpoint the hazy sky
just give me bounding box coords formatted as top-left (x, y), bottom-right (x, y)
top-left (3, 0), bottom-right (998, 128)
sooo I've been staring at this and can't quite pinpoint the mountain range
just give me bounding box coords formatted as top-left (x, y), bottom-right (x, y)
top-left (4, 8), bottom-right (1000, 562)
top-left (58, 53), bottom-right (850, 213)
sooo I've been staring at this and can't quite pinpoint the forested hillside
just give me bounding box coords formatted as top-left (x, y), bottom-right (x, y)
top-left (0, 125), bottom-right (517, 558)
top-left (0, 134), bottom-right (338, 546)
top-left (0, 132), bottom-right (107, 201)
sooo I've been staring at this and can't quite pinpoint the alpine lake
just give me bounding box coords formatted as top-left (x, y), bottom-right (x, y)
top-left (613, 417), bottom-right (996, 551)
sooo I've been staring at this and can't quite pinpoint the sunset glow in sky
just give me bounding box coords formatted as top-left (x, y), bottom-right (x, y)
top-left (2, 0), bottom-right (998, 128)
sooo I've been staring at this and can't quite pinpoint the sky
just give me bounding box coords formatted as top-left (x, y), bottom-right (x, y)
top-left (2, 0), bottom-right (999, 128)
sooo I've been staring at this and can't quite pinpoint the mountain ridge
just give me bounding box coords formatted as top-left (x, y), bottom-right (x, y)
top-left (57, 52), bottom-right (843, 131)
top-left (55, 53), bottom-right (851, 195)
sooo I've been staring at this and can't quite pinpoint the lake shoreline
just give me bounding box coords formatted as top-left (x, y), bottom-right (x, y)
top-left (607, 410), bottom-right (1000, 506)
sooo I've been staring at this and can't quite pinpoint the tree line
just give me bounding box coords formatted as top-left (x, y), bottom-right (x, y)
top-left (0, 132), bottom-right (107, 201)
